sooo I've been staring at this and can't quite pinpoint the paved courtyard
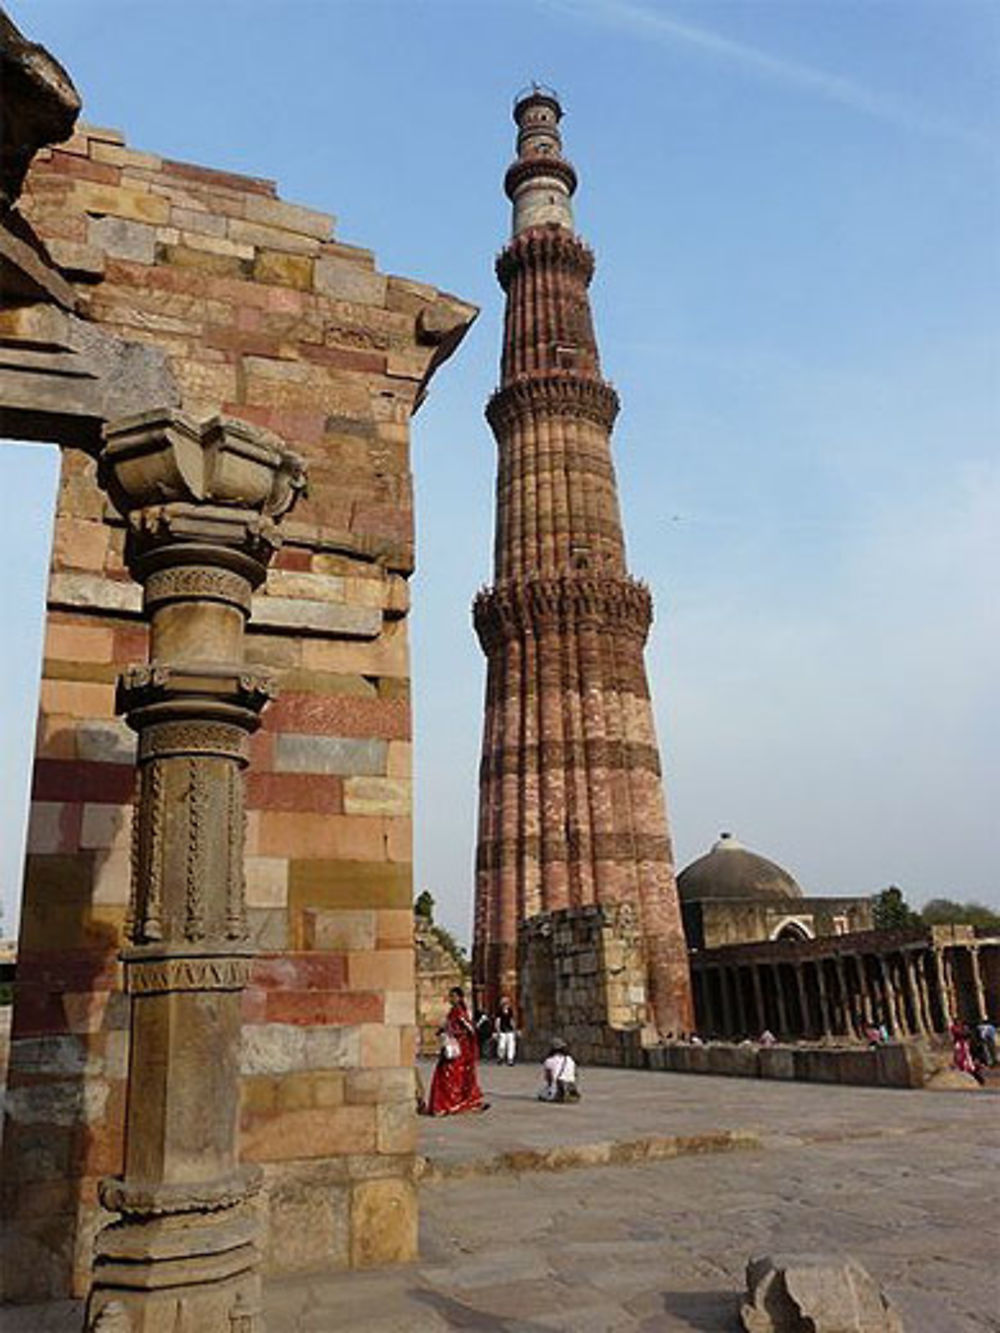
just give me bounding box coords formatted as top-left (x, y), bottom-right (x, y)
top-left (7, 1063), bottom-right (998, 1331)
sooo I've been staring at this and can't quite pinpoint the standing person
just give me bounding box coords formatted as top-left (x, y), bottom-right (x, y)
top-left (424, 987), bottom-right (489, 1116)
top-left (977, 1017), bottom-right (997, 1067)
top-left (473, 993), bottom-right (493, 1060)
top-left (537, 1038), bottom-right (580, 1103)
top-left (494, 995), bottom-right (517, 1066)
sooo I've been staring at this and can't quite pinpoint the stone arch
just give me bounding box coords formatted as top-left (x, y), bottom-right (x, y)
top-left (772, 916), bottom-right (814, 943)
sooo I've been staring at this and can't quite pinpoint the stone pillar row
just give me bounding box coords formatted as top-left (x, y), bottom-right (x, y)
top-left (86, 409), bottom-right (305, 1333)
top-left (696, 942), bottom-right (977, 1045)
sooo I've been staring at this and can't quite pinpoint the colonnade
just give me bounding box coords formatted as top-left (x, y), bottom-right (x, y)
top-left (691, 932), bottom-right (998, 1042)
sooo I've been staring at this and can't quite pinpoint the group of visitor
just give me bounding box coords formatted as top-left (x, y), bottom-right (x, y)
top-left (950, 1016), bottom-right (996, 1086)
top-left (420, 987), bottom-right (580, 1116)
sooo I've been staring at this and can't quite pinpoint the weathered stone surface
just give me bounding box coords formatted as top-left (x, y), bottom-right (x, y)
top-left (87, 215), bottom-right (155, 263)
top-left (314, 255), bottom-right (387, 305)
top-left (741, 1254), bottom-right (904, 1332)
top-left (250, 595), bottom-right (381, 638)
top-left (274, 734), bottom-right (387, 776)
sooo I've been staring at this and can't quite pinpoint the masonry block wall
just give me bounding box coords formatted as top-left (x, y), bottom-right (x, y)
top-left (517, 903), bottom-right (650, 1065)
top-left (1, 123), bottom-right (474, 1301)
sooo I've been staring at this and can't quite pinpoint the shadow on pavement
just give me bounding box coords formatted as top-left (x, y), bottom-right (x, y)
top-left (660, 1288), bottom-right (742, 1330)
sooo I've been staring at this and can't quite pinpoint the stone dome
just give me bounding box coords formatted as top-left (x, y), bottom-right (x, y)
top-left (676, 833), bottom-right (803, 904)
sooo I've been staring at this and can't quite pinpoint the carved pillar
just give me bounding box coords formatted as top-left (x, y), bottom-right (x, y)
top-left (929, 948), bottom-right (948, 1029)
top-left (85, 411), bottom-right (305, 1333)
top-left (719, 966), bottom-right (735, 1037)
top-left (815, 961), bottom-right (832, 1039)
top-left (733, 967), bottom-right (748, 1038)
top-left (794, 964), bottom-right (809, 1038)
top-left (970, 947), bottom-right (987, 1019)
top-left (774, 966), bottom-right (789, 1038)
top-left (878, 955), bottom-right (901, 1035)
top-left (751, 965), bottom-right (766, 1035)
top-left (910, 952), bottom-right (931, 1033)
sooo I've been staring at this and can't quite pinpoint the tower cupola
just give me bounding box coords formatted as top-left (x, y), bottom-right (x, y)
top-left (505, 85), bottom-right (577, 236)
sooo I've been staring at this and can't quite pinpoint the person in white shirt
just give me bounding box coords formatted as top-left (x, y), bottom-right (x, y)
top-left (494, 996), bottom-right (518, 1065)
top-left (538, 1039), bottom-right (580, 1102)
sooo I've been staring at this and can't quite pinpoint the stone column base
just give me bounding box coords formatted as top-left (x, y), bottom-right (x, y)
top-left (86, 1205), bottom-right (261, 1331)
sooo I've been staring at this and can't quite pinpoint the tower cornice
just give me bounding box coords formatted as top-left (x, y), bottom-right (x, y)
top-left (486, 373), bottom-right (619, 433)
top-left (473, 573), bottom-right (652, 650)
top-left (495, 226), bottom-right (594, 291)
top-left (503, 154), bottom-right (578, 205)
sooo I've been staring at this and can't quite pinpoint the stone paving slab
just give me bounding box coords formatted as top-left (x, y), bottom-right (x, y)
top-left (417, 1059), bottom-right (993, 1170)
top-left (5, 1063), bottom-right (997, 1331)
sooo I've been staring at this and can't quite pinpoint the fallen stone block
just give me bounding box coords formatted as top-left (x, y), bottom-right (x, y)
top-left (741, 1253), bottom-right (903, 1332)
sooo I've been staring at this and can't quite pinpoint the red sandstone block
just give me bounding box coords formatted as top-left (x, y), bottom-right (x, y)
top-left (346, 949), bottom-right (413, 992)
top-left (274, 547), bottom-right (312, 571)
top-left (299, 343), bottom-right (387, 375)
top-left (32, 760), bottom-right (135, 805)
top-left (246, 771), bottom-right (343, 815)
top-left (241, 1105), bottom-right (375, 1162)
top-left (264, 990), bottom-right (383, 1026)
top-left (241, 987), bottom-right (268, 1023)
top-left (222, 402), bottom-right (328, 446)
top-left (39, 679), bottom-right (116, 720)
top-left (160, 158), bottom-right (276, 197)
top-left (113, 624), bottom-right (149, 663)
top-left (248, 731), bottom-right (275, 772)
top-left (252, 953), bottom-right (347, 991)
top-left (257, 811), bottom-right (386, 861)
top-left (263, 694), bottom-right (410, 741)
top-left (203, 325), bottom-right (287, 358)
top-left (48, 152), bottom-right (120, 185)
top-left (44, 623), bottom-right (114, 665)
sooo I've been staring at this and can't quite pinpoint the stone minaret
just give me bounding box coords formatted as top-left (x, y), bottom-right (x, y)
top-left (472, 89), bottom-right (693, 1035)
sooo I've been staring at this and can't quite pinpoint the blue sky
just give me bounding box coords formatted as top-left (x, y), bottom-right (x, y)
top-left (2, 0), bottom-right (998, 938)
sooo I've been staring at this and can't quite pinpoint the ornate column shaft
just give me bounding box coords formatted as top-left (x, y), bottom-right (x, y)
top-left (86, 411), bottom-right (305, 1333)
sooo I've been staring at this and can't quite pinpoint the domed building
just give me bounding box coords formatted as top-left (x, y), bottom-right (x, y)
top-left (678, 832), bottom-right (872, 951)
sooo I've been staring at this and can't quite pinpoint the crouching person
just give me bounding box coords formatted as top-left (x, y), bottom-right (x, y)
top-left (538, 1038), bottom-right (580, 1103)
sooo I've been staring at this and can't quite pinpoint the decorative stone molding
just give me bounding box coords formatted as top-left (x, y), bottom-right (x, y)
top-left (473, 573), bottom-right (652, 650)
top-left (99, 1166), bottom-right (262, 1217)
top-left (486, 373), bottom-right (620, 432)
top-left (503, 153), bottom-right (578, 203)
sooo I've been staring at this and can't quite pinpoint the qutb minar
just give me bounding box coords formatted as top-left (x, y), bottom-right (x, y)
top-left (472, 88), bottom-right (694, 1034)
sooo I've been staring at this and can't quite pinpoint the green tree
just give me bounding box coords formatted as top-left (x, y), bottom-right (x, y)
top-left (414, 889), bottom-right (435, 920)
top-left (921, 898), bottom-right (1000, 930)
top-left (872, 885), bottom-right (921, 930)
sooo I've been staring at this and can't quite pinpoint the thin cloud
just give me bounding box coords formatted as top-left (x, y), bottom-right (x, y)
top-left (542, 0), bottom-right (989, 149)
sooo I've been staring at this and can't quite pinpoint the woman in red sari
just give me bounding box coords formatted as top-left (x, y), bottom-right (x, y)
top-left (425, 987), bottom-right (488, 1116)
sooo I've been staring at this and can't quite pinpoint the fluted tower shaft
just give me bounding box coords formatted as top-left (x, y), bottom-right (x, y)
top-left (473, 91), bottom-right (693, 1034)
